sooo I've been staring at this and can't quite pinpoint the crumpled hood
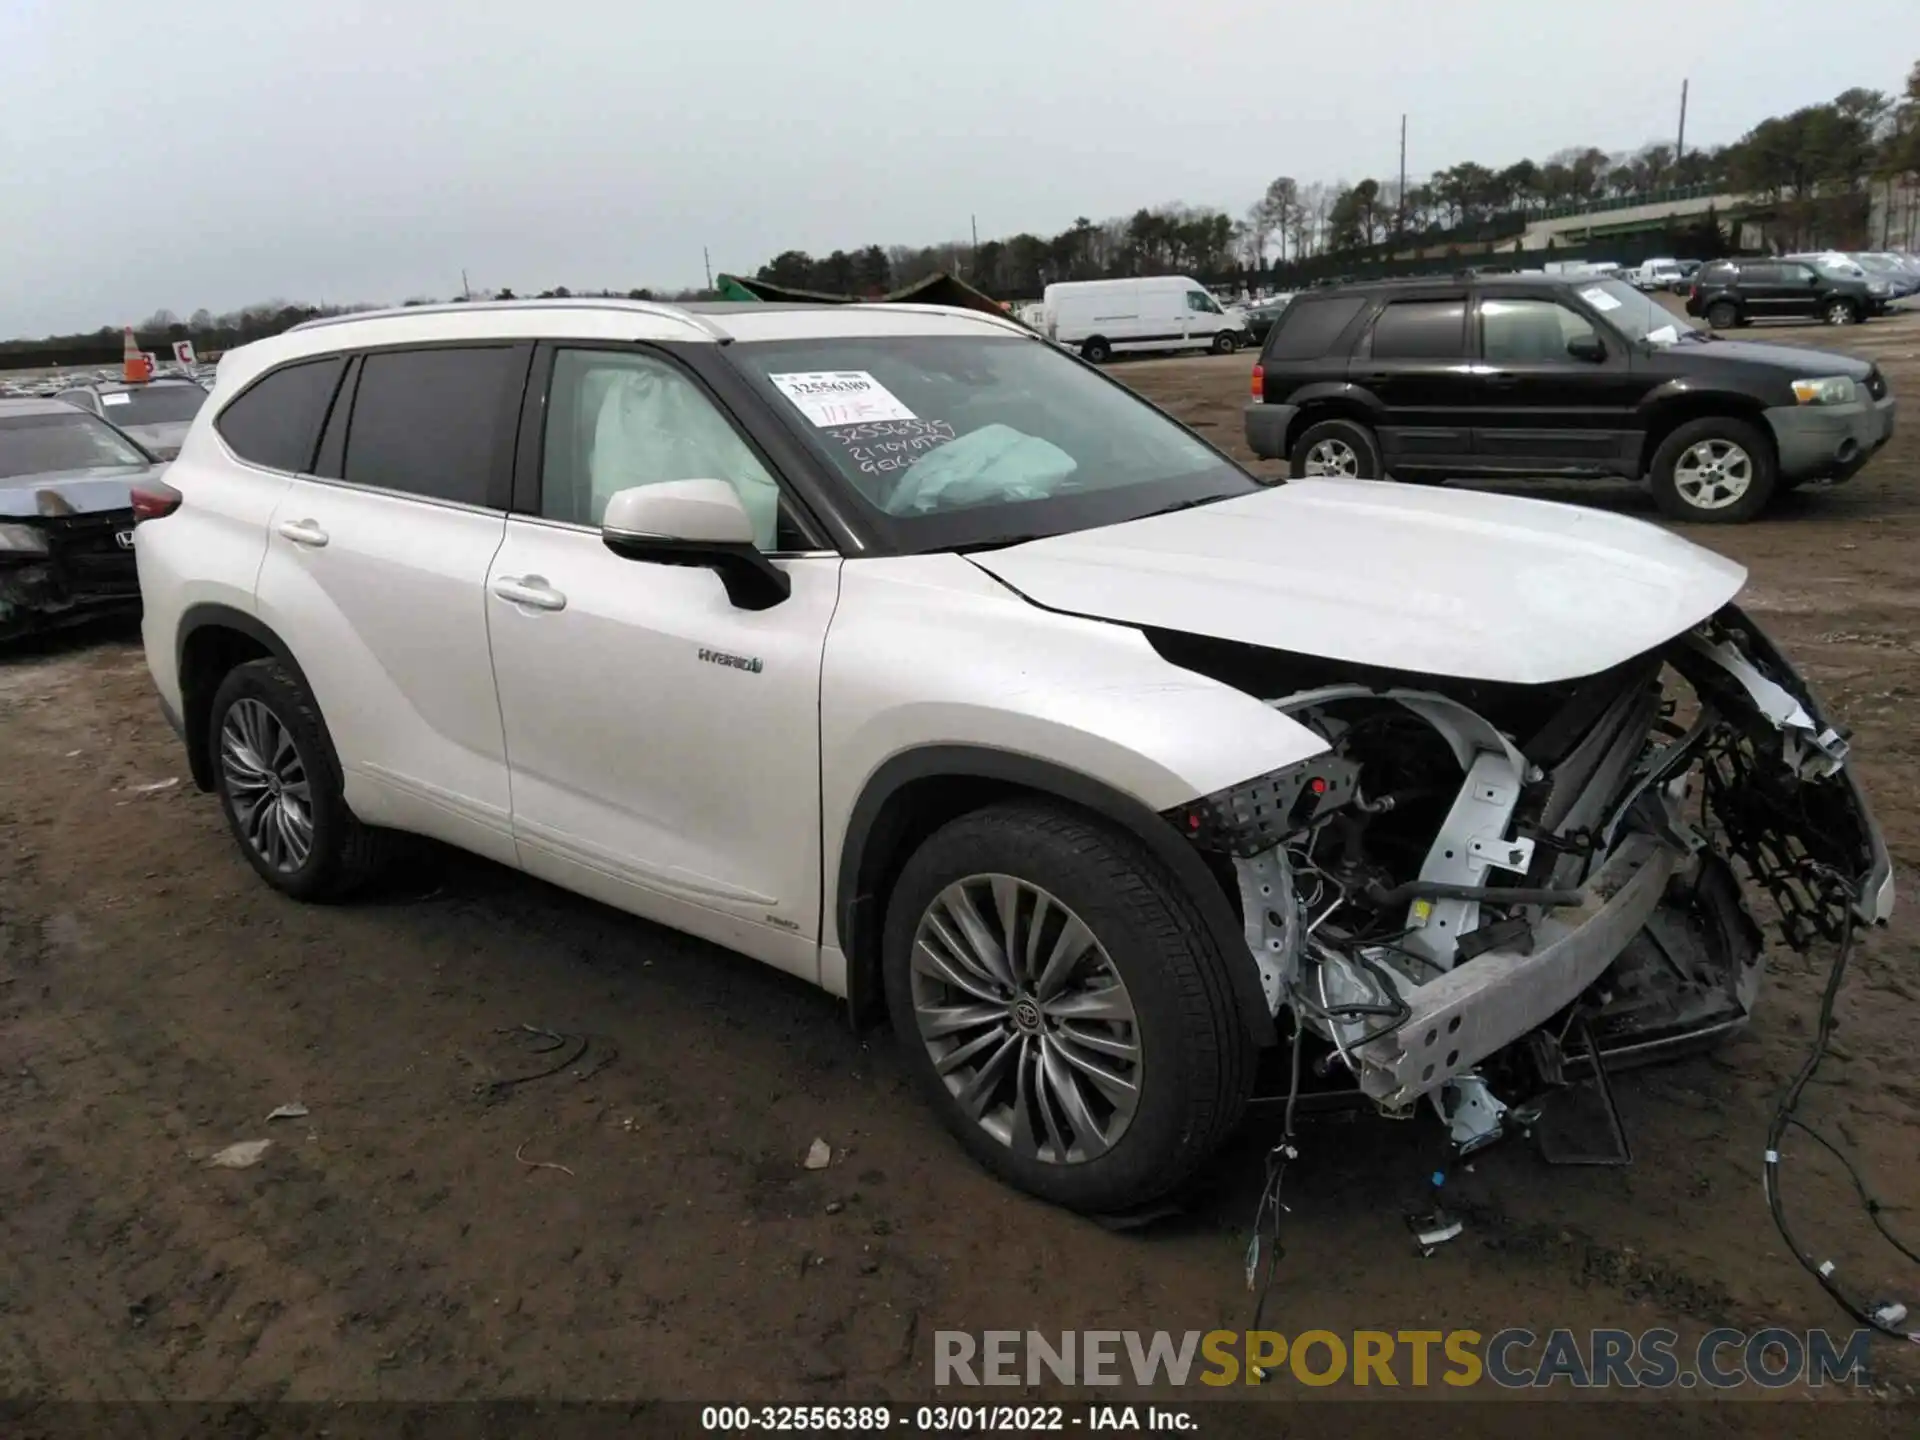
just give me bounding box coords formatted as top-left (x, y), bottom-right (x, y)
top-left (0, 467), bottom-right (147, 519)
top-left (966, 479), bottom-right (1747, 685)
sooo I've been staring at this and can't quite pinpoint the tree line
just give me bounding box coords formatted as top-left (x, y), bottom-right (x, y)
top-left (757, 62), bottom-right (1920, 298)
top-left (5, 61), bottom-right (1917, 356)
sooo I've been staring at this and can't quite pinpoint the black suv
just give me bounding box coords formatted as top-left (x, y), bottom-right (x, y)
top-left (1244, 274), bottom-right (1896, 523)
top-left (1684, 258), bottom-right (1878, 330)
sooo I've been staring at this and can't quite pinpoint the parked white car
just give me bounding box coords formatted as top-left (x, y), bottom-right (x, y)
top-left (132, 299), bottom-right (1892, 1212)
top-left (1043, 276), bottom-right (1248, 362)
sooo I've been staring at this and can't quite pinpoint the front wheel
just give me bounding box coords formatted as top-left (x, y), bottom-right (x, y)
top-left (1648, 416), bottom-right (1777, 524)
top-left (1824, 300), bottom-right (1859, 326)
top-left (882, 801), bottom-right (1254, 1213)
top-left (1289, 417), bottom-right (1382, 480)
top-left (1212, 330), bottom-right (1240, 355)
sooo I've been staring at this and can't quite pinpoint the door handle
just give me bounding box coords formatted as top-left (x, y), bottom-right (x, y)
top-left (1483, 371), bottom-right (1519, 387)
top-left (491, 575), bottom-right (568, 612)
top-left (276, 519), bottom-right (329, 547)
top-left (1359, 371), bottom-right (1392, 383)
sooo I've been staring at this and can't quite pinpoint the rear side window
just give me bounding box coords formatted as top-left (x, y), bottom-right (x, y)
top-left (343, 346), bottom-right (518, 506)
top-left (1264, 295), bottom-right (1367, 359)
top-left (215, 357), bottom-right (346, 472)
top-left (1370, 299), bottom-right (1467, 359)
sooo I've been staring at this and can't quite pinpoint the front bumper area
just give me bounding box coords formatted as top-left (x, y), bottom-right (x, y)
top-left (1168, 606), bottom-right (1891, 1113)
top-left (1350, 836), bottom-right (1675, 1105)
top-left (1765, 392), bottom-right (1896, 485)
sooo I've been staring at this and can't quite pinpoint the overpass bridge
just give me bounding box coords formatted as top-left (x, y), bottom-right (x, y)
top-left (1518, 185), bottom-right (1761, 250)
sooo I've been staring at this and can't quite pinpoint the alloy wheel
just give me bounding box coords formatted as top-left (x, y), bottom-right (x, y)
top-left (1825, 302), bottom-right (1856, 326)
top-left (1673, 438), bottom-right (1754, 511)
top-left (1304, 438), bottom-right (1360, 477)
top-left (908, 874), bottom-right (1141, 1164)
top-left (220, 697), bottom-right (314, 873)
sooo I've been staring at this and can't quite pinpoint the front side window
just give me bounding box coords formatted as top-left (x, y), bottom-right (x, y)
top-left (1481, 298), bottom-right (1601, 363)
top-left (726, 333), bottom-right (1254, 552)
top-left (540, 348), bottom-right (787, 550)
top-left (0, 411), bottom-right (150, 478)
top-left (344, 347), bottom-right (516, 506)
top-left (1370, 299), bottom-right (1467, 359)
top-left (1186, 290), bottom-right (1222, 314)
top-left (215, 357), bottom-right (345, 472)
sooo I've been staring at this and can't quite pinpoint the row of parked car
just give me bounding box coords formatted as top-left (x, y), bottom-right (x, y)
top-left (0, 370), bottom-right (209, 640)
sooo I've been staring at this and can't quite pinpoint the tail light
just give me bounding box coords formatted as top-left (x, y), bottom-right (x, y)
top-left (130, 479), bottom-right (182, 524)
top-left (1251, 364), bottom-right (1265, 401)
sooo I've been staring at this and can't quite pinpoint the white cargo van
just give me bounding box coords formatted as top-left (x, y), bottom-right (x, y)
top-left (1042, 277), bottom-right (1248, 362)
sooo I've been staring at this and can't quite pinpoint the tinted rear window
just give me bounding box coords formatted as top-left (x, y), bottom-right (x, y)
top-left (1264, 295), bottom-right (1367, 359)
top-left (216, 358), bottom-right (345, 472)
top-left (343, 347), bottom-right (518, 506)
top-left (1370, 299), bottom-right (1468, 359)
top-left (100, 385), bottom-right (206, 425)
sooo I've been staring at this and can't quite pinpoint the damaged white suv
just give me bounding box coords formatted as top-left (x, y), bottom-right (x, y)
top-left (133, 299), bottom-right (1893, 1213)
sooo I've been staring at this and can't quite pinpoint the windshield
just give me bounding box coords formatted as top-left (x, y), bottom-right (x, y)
top-left (1576, 279), bottom-right (1703, 345)
top-left (98, 384), bottom-right (206, 425)
top-left (727, 334), bottom-right (1255, 551)
top-left (0, 411), bottom-right (150, 479)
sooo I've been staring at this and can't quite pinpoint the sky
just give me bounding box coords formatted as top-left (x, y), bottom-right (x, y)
top-left (1, 0), bottom-right (1913, 338)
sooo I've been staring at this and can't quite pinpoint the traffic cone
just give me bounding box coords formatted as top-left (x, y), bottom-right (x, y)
top-left (122, 327), bottom-right (152, 383)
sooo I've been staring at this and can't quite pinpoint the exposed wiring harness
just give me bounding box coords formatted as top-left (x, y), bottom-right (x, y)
top-left (1761, 897), bottom-right (1920, 1343)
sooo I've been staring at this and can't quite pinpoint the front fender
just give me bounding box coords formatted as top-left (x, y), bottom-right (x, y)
top-left (820, 554), bottom-right (1330, 1038)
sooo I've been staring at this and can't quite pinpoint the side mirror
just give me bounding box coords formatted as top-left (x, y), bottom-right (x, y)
top-left (600, 479), bottom-right (790, 611)
top-left (1567, 335), bottom-right (1607, 363)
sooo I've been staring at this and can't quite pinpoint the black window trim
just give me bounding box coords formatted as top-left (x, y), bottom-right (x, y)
top-left (210, 354), bottom-right (350, 478)
top-left (509, 338), bottom-right (835, 556)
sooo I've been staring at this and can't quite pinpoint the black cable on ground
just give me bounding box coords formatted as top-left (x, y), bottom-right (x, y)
top-left (1761, 903), bottom-right (1920, 1341)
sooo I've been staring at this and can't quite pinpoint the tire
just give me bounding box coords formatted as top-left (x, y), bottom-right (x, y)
top-left (208, 657), bottom-right (392, 901)
top-left (1648, 415), bottom-right (1777, 524)
top-left (1705, 300), bottom-right (1739, 330)
top-left (881, 800), bottom-right (1254, 1214)
top-left (1081, 337), bottom-right (1112, 364)
top-left (1823, 299), bottom-right (1859, 326)
top-left (1211, 330), bottom-right (1240, 355)
top-left (1288, 417), bottom-right (1381, 480)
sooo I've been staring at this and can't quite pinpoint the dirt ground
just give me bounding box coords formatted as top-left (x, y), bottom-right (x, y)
top-left (4, 306), bottom-right (1920, 1418)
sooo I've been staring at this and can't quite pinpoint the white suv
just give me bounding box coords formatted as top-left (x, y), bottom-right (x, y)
top-left (132, 298), bottom-right (1892, 1213)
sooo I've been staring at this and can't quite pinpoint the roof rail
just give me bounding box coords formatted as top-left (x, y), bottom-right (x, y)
top-left (286, 297), bottom-right (730, 341)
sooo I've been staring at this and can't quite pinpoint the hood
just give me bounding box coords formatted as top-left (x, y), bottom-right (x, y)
top-left (0, 468), bottom-right (146, 519)
top-left (117, 420), bottom-right (190, 459)
top-left (965, 480), bottom-right (1747, 685)
top-left (1670, 338), bottom-right (1875, 380)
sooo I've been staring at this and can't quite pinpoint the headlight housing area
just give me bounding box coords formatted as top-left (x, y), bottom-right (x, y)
top-left (0, 521), bottom-right (51, 556)
top-left (1791, 375), bottom-right (1858, 406)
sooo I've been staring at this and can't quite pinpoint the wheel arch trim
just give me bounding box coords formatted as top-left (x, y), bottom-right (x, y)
top-left (175, 604), bottom-right (323, 791)
top-left (834, 744), bottom-right (1277, 1046)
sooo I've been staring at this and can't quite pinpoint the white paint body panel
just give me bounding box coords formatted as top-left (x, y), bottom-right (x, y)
top-left (254, 481), bottom-right (517, 864)
top-left (969, 479), bottom-right (1748, 685)
top-left (485, 522), bottom-right (839, 983)
top-left (816, 553), bottom-right (1331, 953)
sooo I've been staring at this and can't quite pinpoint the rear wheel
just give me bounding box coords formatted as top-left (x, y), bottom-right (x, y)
top-left (1211, 330), bottom-right (1240, 355)
top-left (1289, 417), bottom-right (1381, 480)
top-left (1081, 337), bottom-right (1112, 364)
top-left (1648, 416), bottom-right (1776, 524)
top-left (1824, 299), bottom-right (1859, 326)
top-left (881, 801), bottom-right (1254, 1213)
top-left (1705, 300), bottom-right (1739, 329)
top-left (209, 658), bottom-right (392, 900)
